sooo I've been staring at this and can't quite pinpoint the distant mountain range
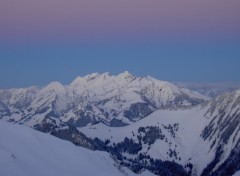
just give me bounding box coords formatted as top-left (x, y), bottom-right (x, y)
top-left (1, 72), bottom-right (239, 176)
top-left (176, 82), bottom-right (240, 98)
top-left (0, 71), bottom-right (208, 127)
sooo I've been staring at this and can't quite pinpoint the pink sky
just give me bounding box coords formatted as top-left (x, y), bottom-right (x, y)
top-left (0, 0), bottom-right (240, 42)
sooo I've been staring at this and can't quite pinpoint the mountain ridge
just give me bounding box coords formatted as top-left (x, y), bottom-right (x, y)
top-left (0, 71), bottom-right (208, 128)
top-left (1, 72), bottom-right (239, 176)
top-left (79, 89), bottom-right (240, 176)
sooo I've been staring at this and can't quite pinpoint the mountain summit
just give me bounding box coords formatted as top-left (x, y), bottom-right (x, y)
top-left (0, 72), bottom-right (208, 127)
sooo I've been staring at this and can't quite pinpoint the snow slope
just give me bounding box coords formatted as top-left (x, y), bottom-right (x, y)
top-left (0, 121), bottom-right (153, 176)
top-left (79, 106), bottom-right (214, 175)
top-left (233, 171), bottom-right (240, 176)
top-left (79, 90), bottom-right (240, 176)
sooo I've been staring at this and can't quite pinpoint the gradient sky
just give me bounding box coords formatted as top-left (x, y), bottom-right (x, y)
top-left (0, 0), bottom-right (240, 88)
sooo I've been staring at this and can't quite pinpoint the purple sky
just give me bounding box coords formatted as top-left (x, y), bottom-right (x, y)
top-left (0, 0), bottom-right (240, 88)
top-left (1, 0), bottom-right (240, 43)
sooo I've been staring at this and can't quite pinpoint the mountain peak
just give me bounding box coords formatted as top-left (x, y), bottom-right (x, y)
top-left (71, 71), bottom-right (134, 87)
top-left (99, 72), bottom-right (111, 79)
top-left (235, 89), bottom-right (240, 95)
top-left (84, 72), bottom-right (100, 81)
top-left (117, 71), bottom-right (134, 80)
top-left (41, 81), bottom-right (65, 93)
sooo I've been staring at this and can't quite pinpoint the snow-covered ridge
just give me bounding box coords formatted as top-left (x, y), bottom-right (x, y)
top-left (176, 82), bottom-right (240, 98)
top-left (79, 89), bottom-right (240, 176)
top-left (0, 71), bottom-right (208, 127)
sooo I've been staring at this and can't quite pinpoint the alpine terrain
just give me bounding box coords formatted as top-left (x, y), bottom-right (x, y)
top-left (0, 72), bottom-right (239, 176)
top-left (0, 120), bottom-right (152, 176)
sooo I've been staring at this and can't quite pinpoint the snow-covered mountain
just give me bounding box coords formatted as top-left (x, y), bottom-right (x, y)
top-left (0, 71), bottom-right (208, 128)
top-left (1, 72), bottom-right (239, 176)
top-left (192, 87), bottom-right (236, 98)
top-left (176, 82), bottom-right (240, 98)
top-left (79, 89), bottom-right (240, 176)
top-left (0, 120), bottom-right (153, 176)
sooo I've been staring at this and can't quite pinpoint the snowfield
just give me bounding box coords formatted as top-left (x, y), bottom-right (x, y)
top-left (0, 120), bottom-right (153, 176)
top-left (79, 106), bottom-right (215, 175)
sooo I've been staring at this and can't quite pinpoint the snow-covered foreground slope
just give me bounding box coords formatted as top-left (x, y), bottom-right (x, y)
top-left (0, 121), bottom-right (153, 176)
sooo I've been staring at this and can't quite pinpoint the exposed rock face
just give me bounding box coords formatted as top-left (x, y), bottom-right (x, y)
top-left (201, 90), bottom-right (240, 176)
